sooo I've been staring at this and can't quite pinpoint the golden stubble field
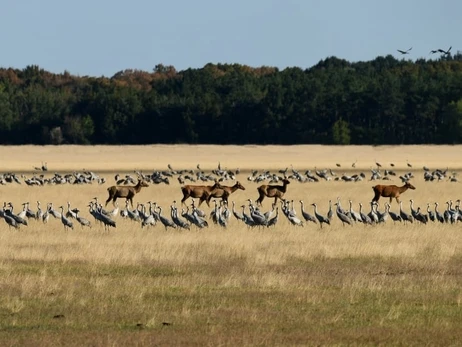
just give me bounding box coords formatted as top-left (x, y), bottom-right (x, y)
top-left (1, 145), bottom-right (462, 346)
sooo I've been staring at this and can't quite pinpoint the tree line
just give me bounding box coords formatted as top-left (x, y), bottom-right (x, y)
top-left (1, 53), bottom-right (462, 145)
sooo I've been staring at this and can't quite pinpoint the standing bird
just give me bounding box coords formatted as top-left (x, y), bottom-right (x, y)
top-left (75, 210), bottom-right (91, 228)
top-left (157, 206), bottom-right (177, 231)
top-left (397, 47), bottom-right (412, 55)
top-left (266, 207), bottom-right (279, 227)
top-left (311, 203), bottom-right (330, 229)
top-left (300, 200), bottom-right (317, 224)
top-left (359, 203), bottom-right (373, 225)
top-left (335, 203), bottom-right (352, 227)
top-left (399, 201), bottom-right (413, 224)
top-left (231, 201), bottom-right (244, 221)
top-left (59, 206), bottom-right (74, 231)
top-left (327, 200), bottom-right (334, 222)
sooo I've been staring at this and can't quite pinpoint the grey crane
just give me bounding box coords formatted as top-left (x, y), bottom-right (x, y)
top-left (191, 199), bottom-right (206, 219)
top-left (232, 201), bottom-right (245, 221)
top-left (335, 203), bottom-right (352, 226)
top-left (348, 200), bottom-right (362, 223)
top-left (42, 206), bottom-right (50, 224)
top-left (266, 207), bottom-right (279, 227)
top-left (368, 202), bottom-right (379, 224)
top-left (23, 202), bottom-right (37, 220)
top-left (249, 204), bottom-right (268, 226)
top-left (3, 213), bottom-right (19, 230)
top-left (264, 202), bottom-right (276, 221)
top-left (434, 202), bottom-right (445, 223)
top-left (327, 200), bottom-right (334, 221)
top-left (6, 203), bottom-right (28, 226)
top-left (36, 201), bottom-right (44, 221)
top-left (88, 203), bottom-right (116, 230)
top-left (171, 203), bottom-right (190, 230)
top-left (2, 203), bottom-right (19, 229)
top-left (191, 206), bottom-right (209, 228)
top-left (66, 201), bottom-right (79, 219)
top-left (59, 206), bottom-right (74, 231)
top-left (358, 203), bottom-right (373, 225)
top-left (300, 200), bottom-right (317, 224)
top-left (75, 210), bottom-right (91, 228)
top-left (241, 205), bottom-right (256, 227)
top-left (387, 204), bottom-right (402, 224)
top-left (426, 203), bottom-right (435, 222)
top-left (414, 207), bottom-right (428, 224)
top-left (141, 203), bottom-right (157, 228)
top-left (399, 201), bottom-right (413, 224)
top-left (48, 203), bottom-right (61, 219)
top-left (397, 47), bottom-right (412, 55)
top-left (376, 203), bottom-right (389, 223)
top-left (181, 207), bottom-right (197, 226)
top-left (157, 206), bottom-right (177, 231)
top-left (311, 203), bottom-right (330, 229)
top-left (435, 46), bottom-right (452, 55)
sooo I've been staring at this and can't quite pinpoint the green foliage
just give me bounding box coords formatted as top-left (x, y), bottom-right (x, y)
top-left (331, 119), bottom-right (351, 144)
top-left (438, 99), bottom-right (462, 143)
top-left (0, 84), bottom-right (14, 133)
top-left (0, 56), bottom-right (462, 144)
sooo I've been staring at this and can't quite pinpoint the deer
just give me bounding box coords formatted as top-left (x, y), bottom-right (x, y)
top-left (206, 181), bottom-right (246, 205)
top-left (180, 181), bottom-right (222, 207)
top-left (372, 182), bottom-right (416, 204)
top-left (105, 179), bottom-right (149, 208)
top-left (256, 178), bottom-right (290, 206)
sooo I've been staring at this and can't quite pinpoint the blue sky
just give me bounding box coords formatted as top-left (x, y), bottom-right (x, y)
top-left (1, 0), bottom-right (460, 77)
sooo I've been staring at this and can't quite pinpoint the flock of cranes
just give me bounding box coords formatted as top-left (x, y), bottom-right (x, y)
top-left (2, 196), bottom-right (461, 231)
top-left (0, 158), bottom-right (459, 189)
top-left (1, 160), bottom-right (460, 231)
top-left (397, 46), bottom-right (453, 56)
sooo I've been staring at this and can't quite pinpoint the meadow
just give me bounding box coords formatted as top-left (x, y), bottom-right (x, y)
top-left (0, 145), bottom-right (461, 346)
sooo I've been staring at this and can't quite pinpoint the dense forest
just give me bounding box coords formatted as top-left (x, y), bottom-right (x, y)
top-left (1, 53), bottom-right (462, 145)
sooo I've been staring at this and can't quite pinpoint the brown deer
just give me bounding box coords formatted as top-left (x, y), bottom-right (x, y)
top-left (256, 178), bottom-right (290, 206)
top-left (180, 181), bottom-right (222, 207)
top-left (372, 182), bottom-right (416, 204)
top-left (105, 180), bottom-right (149, 207)
top-left (206, 181), bottom-right (246, 205)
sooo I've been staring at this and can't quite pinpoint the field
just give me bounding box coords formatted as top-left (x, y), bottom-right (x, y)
top-left (1, 145), bottom-right (462, 346)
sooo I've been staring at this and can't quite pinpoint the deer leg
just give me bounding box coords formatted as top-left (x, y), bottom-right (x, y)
top-left (181, 194), bottom-right (189, 206)
top-left (395, 196), bottom-right (400, 204)
top-left (105, 195), bottom-right (112, 207)
top-left (389, 197), bottom-right (393, 204)
top-left (256, 193), bottom-right (265, 206)
top-left (205, 194), bottom-right (213, 207)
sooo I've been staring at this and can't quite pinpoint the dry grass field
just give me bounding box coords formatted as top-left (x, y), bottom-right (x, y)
top-left (1, 145), bottom-right (462, 346)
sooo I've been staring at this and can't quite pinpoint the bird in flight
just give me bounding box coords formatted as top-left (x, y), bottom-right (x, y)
top-left (438, 46), bottom-right (452, 55)
top-left (397, 47), bottom-right (412, 55)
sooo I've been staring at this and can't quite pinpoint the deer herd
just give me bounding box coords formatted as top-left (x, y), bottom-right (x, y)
top-left (3, 164), bottom-right (462, 231)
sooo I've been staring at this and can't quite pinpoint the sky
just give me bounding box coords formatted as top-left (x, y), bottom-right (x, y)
top-left (1, 0), bottom-right (460, 77)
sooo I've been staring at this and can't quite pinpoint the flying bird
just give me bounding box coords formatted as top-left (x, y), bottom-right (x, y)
top-left (438, 46), bottom-right (452, 55)
top-left (397, 47), bottom-right (412, 55)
